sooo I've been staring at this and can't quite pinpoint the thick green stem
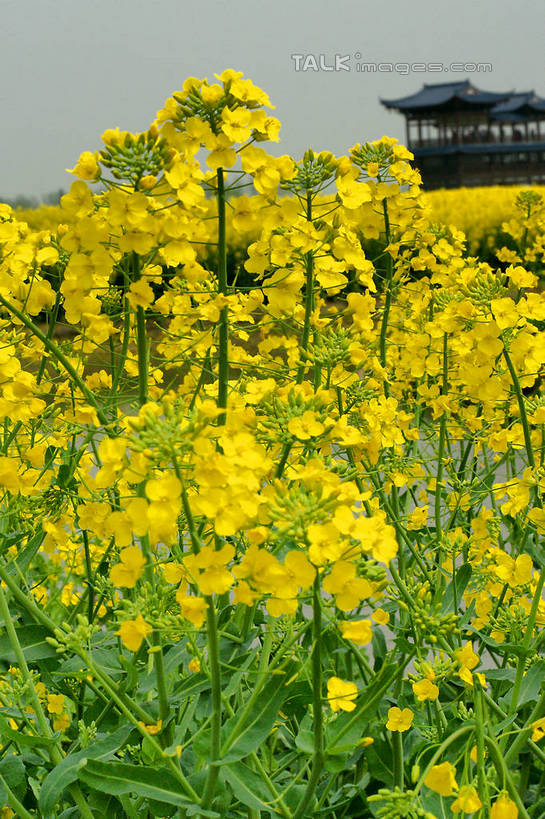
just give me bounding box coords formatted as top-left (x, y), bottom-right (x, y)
top-left (293, 575), bottom-right (323, 819)
top-left (0, 773), bottom-right (34, 819)
top-left (221, 625), bottom-right (273, 755)
top-left (483, 735), bottom-right (531, 819)
top-left (216, 167), bottom-right (229, 423)
top-left (200, 599), bottom-right (222, 812)
top-left (136, 304), bottom-right (149, 407)
top-left (474, 683), bottom-right (490, 809)
top-left (110, 295), bottom-right (131, 399)
top-left (392, 731), bottom-right (404, 790)
top-left (133, 270), bottom-right (172, 744)
top-left (435, 333), bottom-right (449, 571)
top-left (0, 585), bottom-right (62, 762)
top-left (36, 291), bottom-right (61, 385)
top-left (503, 343), bottom-right (536, 470)
top-left (379, 197), bottom-right (393, 395)
top-left (296, 191), bottom-right (314, 385)
top-left (502, 342), bottom-right (544, 724)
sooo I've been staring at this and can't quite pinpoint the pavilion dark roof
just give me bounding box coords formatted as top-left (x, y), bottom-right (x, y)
top-left (381, 80), bottom-right (510, 113)
top-left (491, 91), bottom-right (545, 120)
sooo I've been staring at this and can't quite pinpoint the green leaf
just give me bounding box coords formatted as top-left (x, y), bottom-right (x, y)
top-left (518, 660), bottom-right (545, 708)
top-left (441, 563), bottom-right (472, 613)
top-left (39, 726), bottom-right (134, 813)
top-left (58, 646), bottom-right (123, 680)
top-left (364, 740), bottom-right (393, 785)
top-left (326, 704), bottom-right (370, 755)
top-left (220, 674), bottom-right (288, 761)
top-left (222, 761), bottom-right (273, 812)
top-left (4, 527), bottom-right (45, 578)
top-left (79, 759), bottom-right (195, 809)
top-left (295, 714), bottom-right (314, 755)
top-left (483, 668), bottom-right (516, 681)
top-left (0, 755), bottom-right (25, 804)
top-left (0, 713), bottom-right (56, 749)
top-left (0, 625), bottom-right (58, 664)
top-left (371, 628), bottom-right (387, 669)
top-left (0, 754), bottom-right (25, 788)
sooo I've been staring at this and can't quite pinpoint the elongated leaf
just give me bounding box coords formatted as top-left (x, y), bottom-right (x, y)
top-left (0, 625), bottom-right (57, 664)
top-left (441, 563), bottom-right (472, 614)
top-left (0, 755), bottom-right (25, 804)
top-left (518, 660), bottom-right (545, 708)
top-left (79, 759), bottom-right (194, 809)
top-left (364, 740), bottom-right (393, 785)
top-left (39, 725), bottom-right (134, 813)
top-left (222, 761), bottom-right (273, 812)
top-left (5, 527), bottom-right (45, 578)
top-left (0, 755), bottom-right (25, 788)
top-left (220, 673), bottom-right (288, 761)
top-left (0, 713), bottom-right (56, 748)
top-left (483, 668), bottom-right (516, 681)
top-left (295, 714), bottom-right (314, 755)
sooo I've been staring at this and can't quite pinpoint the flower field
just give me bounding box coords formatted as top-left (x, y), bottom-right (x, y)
top-left (0, 70), bottom-right (544, 817)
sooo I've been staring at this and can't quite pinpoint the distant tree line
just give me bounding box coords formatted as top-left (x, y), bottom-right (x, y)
top-left (0, 189), bottom-right (65, 209)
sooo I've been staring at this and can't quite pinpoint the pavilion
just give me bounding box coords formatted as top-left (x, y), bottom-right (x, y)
top-left (381, 80), bottom-right (545, 188)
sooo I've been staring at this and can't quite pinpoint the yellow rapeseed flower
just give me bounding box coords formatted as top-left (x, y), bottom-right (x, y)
top-left (117, 614), bottom-right (153, 652)
top-left (491, 793), bottom-right (519, 819)
top-left (423, 761), bottom-right (458, 796)
top-left (110, 546), bottom-right (146, 589)
top-left (340, 619), bottom-right (372, 646)
top-left (386, 707), bottom-right (414, 732)
top-left (327, 677), bottom-right (358, 712)
top-left (451, 785), bottom-right (482, 814)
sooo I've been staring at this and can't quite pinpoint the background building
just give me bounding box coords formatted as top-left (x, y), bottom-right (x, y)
top-left (381, 80), bottom-right (545, 189)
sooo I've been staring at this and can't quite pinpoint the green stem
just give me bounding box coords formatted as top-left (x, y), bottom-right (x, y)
top-left (296, 191), bottom-right (314, 385)
top-left (434, 333), bottom-right (449, 571)
top-left (502, 341), bottom-right (544, 723)
top-left (379, 197), bottom-right (393, 395)
top-left (473, 682), bottom-right (490, 809)
top-left (221, 625), bottom-right (273, 755)
top-left (0, 585), bottom-right (62, 762)
top-left (293, 575), bottom-right (323, 819)
top-left (483, 735), bottom-right (531, 819)
top-left (110, 296), bottom-right (131, 398)
top-left (502, 343), bottom-right (536, 471)
top-left (136, 305), bottom-right (149, 407)
top-left (508, 568), bottom-right (545, 720)
top-left (275, 441), bottom-right (292, 479)
top-left (200, 599), bottom-right (222, 812)
top-left (216, 167), bottom-right (229, 423)
top-left (82, 530), bottom-right (94, 623)
top-left (36, 291), bottom-right (61, 385)
top-left (0, 773), bottom-right (35, 819)
top-left (392, 731), bottom-right (404, 790)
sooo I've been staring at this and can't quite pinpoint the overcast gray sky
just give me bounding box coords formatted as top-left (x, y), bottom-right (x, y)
top-left (2, 0), bottom-right (543, 199)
